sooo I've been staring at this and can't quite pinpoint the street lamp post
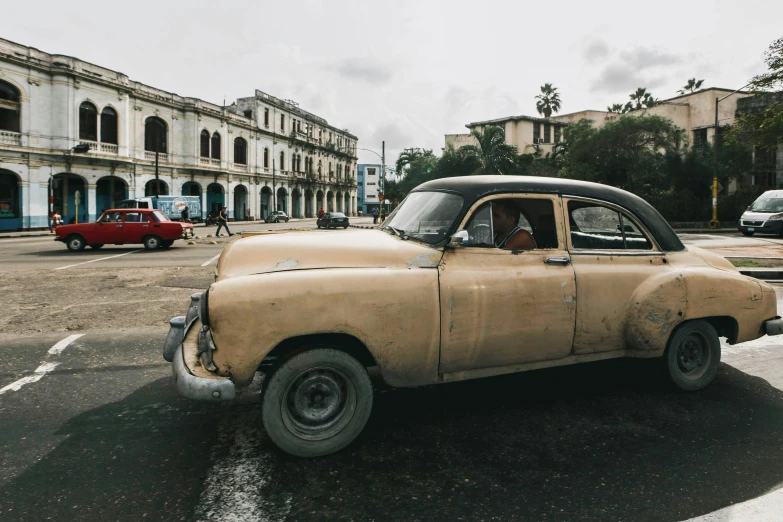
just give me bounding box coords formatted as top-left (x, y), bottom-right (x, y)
top-left (711, 83), bottom-right (752, 228)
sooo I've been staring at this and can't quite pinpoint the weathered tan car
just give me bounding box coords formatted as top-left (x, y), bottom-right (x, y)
top-left (163, 176), bottom-right (783, 457)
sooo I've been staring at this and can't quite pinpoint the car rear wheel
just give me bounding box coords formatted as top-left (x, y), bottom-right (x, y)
top-left (343, 225), bottom-right (348, 229)
top-left (66, 235), bottom-right (86, 252)
top-left (89, 244), bottom-right (104, 249)
top-left (261, 348), bottom-right (373, 457)
top-left (664, 320), bottom-right (721, 391)
top-left (143, 235), bottom-right (162, 250)
top-left (741, 231), bottom-right (755, 236)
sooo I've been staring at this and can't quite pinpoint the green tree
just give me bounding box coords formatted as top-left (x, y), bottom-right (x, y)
top-left (628, 87), bottom-right (659, 110)
top-left (460, 125), bottom-right (518, 174)
top-left (607, 103), bottom-right (625, 113)
top-left (727, 37), bottom-right (783, 152)
top-left (535, 83), bottom-right (562, 118)
top-left (435, 144), bottom-right (481, 177)
top-left (677, 78), bottom-right (705, 95)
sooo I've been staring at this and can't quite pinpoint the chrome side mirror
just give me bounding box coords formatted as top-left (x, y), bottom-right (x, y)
top-left (449, 230), bottom-right (469, 247)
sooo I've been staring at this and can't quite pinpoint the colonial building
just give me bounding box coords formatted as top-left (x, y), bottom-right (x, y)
top-left (0, 37), bottom-right (358, 231)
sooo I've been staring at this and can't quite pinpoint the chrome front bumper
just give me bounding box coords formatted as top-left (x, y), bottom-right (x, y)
top-left (765, 316), bottom-right (783, 336)
top-left (171, 344), bottom-right (235, 401)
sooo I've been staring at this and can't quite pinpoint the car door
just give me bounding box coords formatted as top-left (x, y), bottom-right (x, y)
top-left (92, 211), bottom-right (123, 244)
top-left (563, 196), bottom-right (669, 354)
top-left (438, 194), bottom-right (577, 374)
top-left (121, 211), bottom-right (148, 244)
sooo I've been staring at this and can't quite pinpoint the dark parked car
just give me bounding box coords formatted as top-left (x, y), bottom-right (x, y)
top-left (265, 210), bottom-right (289, 223)
top-left (317, 212), bottom-right (349, 229)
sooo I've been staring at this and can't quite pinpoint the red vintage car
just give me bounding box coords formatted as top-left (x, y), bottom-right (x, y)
top-left (55, 209), bottom-right (194, 251)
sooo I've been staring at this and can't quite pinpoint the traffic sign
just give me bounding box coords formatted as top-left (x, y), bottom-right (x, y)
top-left (378, 193), bottom-right (384, 201)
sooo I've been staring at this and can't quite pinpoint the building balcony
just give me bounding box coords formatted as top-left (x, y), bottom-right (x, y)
top-left (0, 130), bottom-right (21, 146)
top-left (144, 151), bottom-right (169, 163)
top-left (199, 157), bottom-right (221, 167)
top-left (232, 163), bottom-right (248, 171)
top-left (79, 140), bottom-right (118, 154)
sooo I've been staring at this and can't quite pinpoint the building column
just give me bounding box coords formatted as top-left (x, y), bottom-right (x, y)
top-left (286, 188), bottom-right (292, 216)
top-left (201, 188), bottom-right (208, 221)
top-left (128, 185), bottom-right (136, 200)
top-left (226, 179), bottom-right (234, 219)
top-left (87, 184), bottom-right (97, 223)
top-left (19, 182), bottom-right (30, 229)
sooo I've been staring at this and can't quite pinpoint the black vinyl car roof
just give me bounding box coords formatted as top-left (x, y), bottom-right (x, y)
top-left (413, 175), bottom-right (684, 252)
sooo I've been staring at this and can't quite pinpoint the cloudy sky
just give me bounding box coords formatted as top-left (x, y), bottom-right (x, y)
top-left (2, 0), bottom-right (781, 165)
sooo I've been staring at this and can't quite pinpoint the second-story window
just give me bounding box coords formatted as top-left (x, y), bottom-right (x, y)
top-left (100, 107), bottom-right (118, 144)
top-left (279, 150), bottom-right (285, 170)
top-left (0, 80), bottom-right (21, 132)
top-left (533, 122), bottom-right (541, 143)
top-left (200, 130), bottom-right (210, 157)
top-left (280, 114), bottom-right (285, 132)
top-left (263, 148), bottom-right (269, 168)
top-left (544, 123), bottom-right (551, 143)
top-left (554, 126), bottom-right (562, 142)
top-left (234, 137), bottom-right (247, 165)
top-left (264, 108), bottom-right (269, 127)
top-left (144, 116), bottom-right (167, 153)
top-left (79, 101), bottom-right (98, 141)
top-left (211, 132), bottom-right (221, 160)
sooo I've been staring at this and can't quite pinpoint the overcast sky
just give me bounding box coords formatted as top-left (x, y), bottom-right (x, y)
top-left (2, 0), bottom-right (781, 166)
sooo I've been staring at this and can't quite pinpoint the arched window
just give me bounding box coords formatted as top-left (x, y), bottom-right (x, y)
top-left (234, 137), bottom-right (247, 165)
top-left (211, 132), bottom-right (221, 160)
top-left (100, 107), bottom-right (118, 144)
top-left (200, 130), bottom-right (210, 158)
top-left (0, 80), bottom-right (21, 132)
top-left (144, 117), bottom-right (167, 153)
top-left (279, 150), bottom-right (285, 171)
top-left (79, 101), bottom-right (98, 141)
top-left (263, 148), bottom-right (269, 168)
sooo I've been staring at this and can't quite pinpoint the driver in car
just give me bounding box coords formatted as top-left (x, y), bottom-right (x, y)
top-left (492, 200), bottom-right (536, 250)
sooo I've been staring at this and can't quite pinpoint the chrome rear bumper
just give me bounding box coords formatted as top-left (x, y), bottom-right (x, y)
top-left (765, 317), bottom-right (783, 336)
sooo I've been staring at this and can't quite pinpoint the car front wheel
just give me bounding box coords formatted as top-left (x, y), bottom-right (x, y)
top-left (66, 235), bottom-right (86, 252)
top-left (261, 348), bottom-right (373, 457)
top-left (143, 235), bottom-right (162, 250)
top-left (664, 320), bottom-right (721, 391)
top-left (741, 231), bottom-right (755, 236)
top-left (161, 240), bottom-right (174, 248)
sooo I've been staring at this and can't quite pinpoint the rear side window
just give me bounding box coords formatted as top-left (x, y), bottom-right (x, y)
top-left (568, 201), bottom-right (652, 250)
top-left (150, 211), bottom-right (170, 222)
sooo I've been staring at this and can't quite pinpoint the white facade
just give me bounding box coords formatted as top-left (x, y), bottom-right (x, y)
top-left (0, 37), bottom-right (359, 231)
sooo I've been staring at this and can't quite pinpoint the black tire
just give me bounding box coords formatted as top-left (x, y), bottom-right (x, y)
top-left (343, 225), bottom-right (348, 229)
top-left (143, 235), bottom-right (162, 250)
top-left (161, 240), bottom-right (174, 248)
top-left (286, 218), bottom-right (289, 222)
top-left (664, 320), bottom-right (721, 391)
top-left (261, 348), bottom-right (373, 458)
top-left (89, 244), bottom-right (104, 249)
top-left (66, 235), bottom-right (86, 252)
top-left (741, 231), bottom-right (755, 236)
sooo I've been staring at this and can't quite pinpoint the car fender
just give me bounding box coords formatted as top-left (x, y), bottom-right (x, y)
top-left (625, 268), bottom-right (775, 353)
top-left (207, 267), bottom-right (441, 387)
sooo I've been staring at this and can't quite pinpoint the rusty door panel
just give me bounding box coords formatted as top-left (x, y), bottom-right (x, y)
top-left (438, 248), bottom-right (576, 373)
top-left (570, 254), bottom-right (670, 354)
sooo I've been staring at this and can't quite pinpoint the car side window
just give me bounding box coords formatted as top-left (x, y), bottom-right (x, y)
top-left (461, 198), bottom-right (559, 249)
top-left (568, 201), bottom-right (652, 250)
top-left (463, 203), bottom-right (493, 247)
top-left (125, 212), bottom-right (142, 223)
top-left (100, 212), bottom-right (121, 223)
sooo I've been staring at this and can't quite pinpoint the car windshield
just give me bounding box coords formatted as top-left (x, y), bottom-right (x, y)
top-left (749, 198), bottom-right (783, 213)
top-left (381, 191), bottom-right (464, 244)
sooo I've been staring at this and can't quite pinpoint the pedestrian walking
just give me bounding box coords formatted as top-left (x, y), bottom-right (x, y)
top-left (371, 206), bottom-right (379, 224)
top-left (215, 206), bottom-right (233, 237)
top-left (181, 205), bottom-right (191, 223)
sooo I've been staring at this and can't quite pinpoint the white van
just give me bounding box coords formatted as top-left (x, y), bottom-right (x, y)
top-left (738, 190), bottom-right (783, 236)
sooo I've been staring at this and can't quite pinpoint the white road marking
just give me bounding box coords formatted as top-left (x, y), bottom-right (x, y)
top-left (47, 333), bottom-right (85, 355)
top-left (53, 249), bottom-right (143, 270)
top-left (682, 485), bottom-right (783, 521)
top-left (0, 334), bottom-right (83, 396)
top-left (0, 362), bottom-right (60, 396)
top-left (194, 408), bottom-right (292, 522)
top-left (201, 253), bottom-right (221, 267)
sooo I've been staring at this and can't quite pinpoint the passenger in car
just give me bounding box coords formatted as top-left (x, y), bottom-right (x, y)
top-left (492, 200), bottom-right (536, 250)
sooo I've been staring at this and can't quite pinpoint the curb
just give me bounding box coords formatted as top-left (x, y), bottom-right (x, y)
top-left (738, 268), bottom-right (783, 280)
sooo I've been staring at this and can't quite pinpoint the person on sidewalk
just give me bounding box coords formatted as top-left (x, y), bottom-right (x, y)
top-left (215, 206), bottom-right (233, 237)
top-left (180, 205), bottom-right (191, 223)
top-left (371, 206), bottom-right (379, 224)
top-left (318, 207), bottom-right (325, 218)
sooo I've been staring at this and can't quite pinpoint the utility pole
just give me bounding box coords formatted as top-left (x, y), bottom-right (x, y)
top-left (154, 136), bottom-right (160, 197)
top-left (272, 158), bottom-right (277, 211)
top-left (380, 140), bottom-right (385, 220)
top-left (711, 96), bottom-right (719, 228)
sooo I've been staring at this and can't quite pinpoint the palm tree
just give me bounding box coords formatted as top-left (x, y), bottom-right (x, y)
top-left (628, 88), bottom-right (659, 110)
top-left (677, 78), bottom-right (704, 95)
top-left (607, 103), bottom-right (625, 113)
top-left (535, 83), bottom-right (562, 118)
top-left (461, 125), bottom-right (518, 175)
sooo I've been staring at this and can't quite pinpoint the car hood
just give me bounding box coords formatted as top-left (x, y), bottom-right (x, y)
top-left (215, 229), bottom-right (443, 280)
top-left (741, 211), bottom-right (777, 221)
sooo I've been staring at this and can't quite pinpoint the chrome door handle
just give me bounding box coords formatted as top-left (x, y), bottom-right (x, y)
top-left (544, 257), bottom-right (571, 265)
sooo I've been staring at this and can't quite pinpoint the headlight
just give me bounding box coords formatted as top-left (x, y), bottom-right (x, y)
top-left (768, 213), bottom-right (783, 221)
top-left (199, 288), bottom-right (210, 326)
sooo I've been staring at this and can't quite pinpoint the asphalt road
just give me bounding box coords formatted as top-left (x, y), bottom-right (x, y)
top-left (1, 228), bottom-right (783, 521)
top-left (1, 324), bottom-right (783, 522)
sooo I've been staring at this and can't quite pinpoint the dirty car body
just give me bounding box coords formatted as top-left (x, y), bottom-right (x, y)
top-left (164, 175), bottom-right (783, 457)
